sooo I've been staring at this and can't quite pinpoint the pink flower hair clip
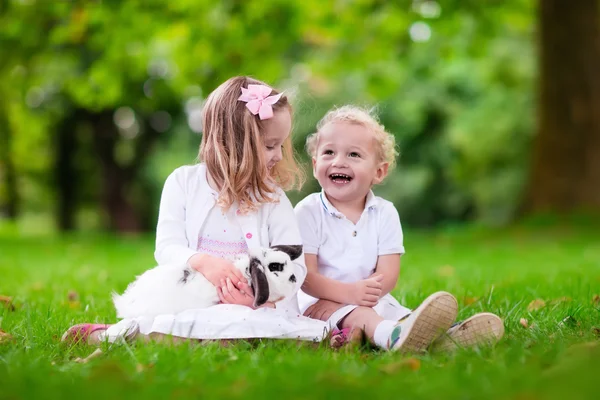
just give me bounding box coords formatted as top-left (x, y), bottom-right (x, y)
top-left (238, 84), bottom-right (283, 120)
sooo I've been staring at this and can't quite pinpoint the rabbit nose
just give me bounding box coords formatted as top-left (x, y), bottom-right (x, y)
top-left (289, 274), bottom-right (296, 283)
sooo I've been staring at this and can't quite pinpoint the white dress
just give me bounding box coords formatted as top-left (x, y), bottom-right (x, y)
top-left (106, 166), bottom-right (328, 342)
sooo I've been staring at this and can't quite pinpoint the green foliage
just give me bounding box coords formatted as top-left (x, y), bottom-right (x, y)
top-left (0, 0), bottom-right (537, 228)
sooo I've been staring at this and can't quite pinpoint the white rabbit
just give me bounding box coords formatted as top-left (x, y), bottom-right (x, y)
top-left (113, 245), bottom-right (302, 318)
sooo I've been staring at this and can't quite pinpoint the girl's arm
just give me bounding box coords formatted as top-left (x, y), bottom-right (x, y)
top-left (154, 168), bottom-right (245, 285)
top-left (154, 169), bottom-right (198, 265)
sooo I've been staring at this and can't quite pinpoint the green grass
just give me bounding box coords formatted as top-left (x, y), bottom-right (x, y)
top-left (1, 224), bottom-right (599, 400)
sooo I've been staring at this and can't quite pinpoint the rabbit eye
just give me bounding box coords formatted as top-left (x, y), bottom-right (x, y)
top-left (289, 274), bottom-right (296, 283)
top-left (268, 262), bottom-right (284, 272)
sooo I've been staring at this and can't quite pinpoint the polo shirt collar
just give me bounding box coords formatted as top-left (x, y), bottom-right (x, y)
top-left (319, 190), bottom-right (377, 219)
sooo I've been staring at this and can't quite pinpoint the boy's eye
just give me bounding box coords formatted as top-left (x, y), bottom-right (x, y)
top-left (323, 150), bottom-right (334, 155)
top-left (349, 152), bottom-right (361, 158)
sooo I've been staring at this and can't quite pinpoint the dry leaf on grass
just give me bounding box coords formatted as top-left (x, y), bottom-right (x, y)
top-left (379, 357), bottom-right (421, 374)
top-left (550, 296), bottom-right (572, 305)
top-left (0, 329), bottom-right (13, 343)
top-left (593, 294), bottom-right (600, 305)
top-left (463, 296), bottom-right (479, 306)
top-left (520, 318), bottom-right (529, 328)
top-left (592, 327), bottom-right (600, 337)
top-left (0, 295), bottom-right (15, 311)
top-left (68, 290), bottom-right (79, 302)
top-left (74, 348), bottom-right (103, 364)
top-left (437, 265), bottom-right (455, 277)
top-left (527, 299), bottom-right (546, 312)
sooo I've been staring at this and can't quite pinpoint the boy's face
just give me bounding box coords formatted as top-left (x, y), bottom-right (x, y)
top-left (312, 122), bottom-right (388, 206)
top-left (263, 110), bottom-right (291, 170)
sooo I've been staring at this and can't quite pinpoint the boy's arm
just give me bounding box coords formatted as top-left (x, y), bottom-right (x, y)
top-left (304, 254), bottom-right (383, 306)
top-left (302, 253), bottom-right (352, 303)
top-left (371, 254), bottom-right (401, 297)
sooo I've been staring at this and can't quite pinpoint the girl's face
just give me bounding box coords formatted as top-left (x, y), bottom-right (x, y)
top-left (313, 122), bottom-right (388, 206)
top-left (262, 110), bottom-right (291, 170)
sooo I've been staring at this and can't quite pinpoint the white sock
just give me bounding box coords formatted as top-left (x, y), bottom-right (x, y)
top-left (373, 319), bottom-right (397, 349)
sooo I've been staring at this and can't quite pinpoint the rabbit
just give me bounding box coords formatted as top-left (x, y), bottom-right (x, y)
top-left (112, 245), bottom-right (303, 318)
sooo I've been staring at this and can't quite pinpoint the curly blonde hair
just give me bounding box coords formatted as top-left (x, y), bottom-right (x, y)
top-left (306, 105), bottom-right (398, 172)
top-left (200, 76), bottom-right (304, 214)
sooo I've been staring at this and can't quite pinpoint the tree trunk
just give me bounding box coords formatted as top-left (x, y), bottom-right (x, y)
top-left (524, 0), bottom-right (600, 213)
top-left (0, 112), bottom-right (18, 219)
top-left (91, 111), bottom-right (143, 232)
top-left (55, 112), bottom-right (79, 231)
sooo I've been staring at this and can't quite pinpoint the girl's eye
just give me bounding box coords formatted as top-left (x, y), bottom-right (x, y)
top-left (266, 146), bottom-right (274, 150)
top-left (323, 150), bottom-right (334, 155)
top-left (349, 152), bottom-right (361, 158)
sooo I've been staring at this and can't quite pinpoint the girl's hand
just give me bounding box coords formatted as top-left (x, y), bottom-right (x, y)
top-left (217, 278), bottom-right (255, 308)
top-left (346, 275), bottom-right (383, 307)
top-left (188, 253), bottom-right (246, 288)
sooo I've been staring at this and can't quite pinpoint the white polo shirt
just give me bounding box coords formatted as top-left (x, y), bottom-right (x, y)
top-left (294, 191), bottom-right (405, 312)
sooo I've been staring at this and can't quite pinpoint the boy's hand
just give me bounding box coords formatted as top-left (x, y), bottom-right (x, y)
top-left (347, 275), bottom-right (383, 307)
top-left (304, 299), bottom-right (343, 321)
top-left (218, 278), bottom-right (255, 308)
top-left (188, 254), bottom-right (246, 288)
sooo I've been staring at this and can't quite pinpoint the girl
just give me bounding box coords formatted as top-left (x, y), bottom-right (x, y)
top-left (295, 106), bottom-right (504, 352)
top-left (62, 77), bottom-right (327, 345)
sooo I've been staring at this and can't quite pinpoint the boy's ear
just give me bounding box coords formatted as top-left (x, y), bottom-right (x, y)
top-left (372, 162), bottom-right (389, 185)
top-left (312, 157), bottom-right (317, 177)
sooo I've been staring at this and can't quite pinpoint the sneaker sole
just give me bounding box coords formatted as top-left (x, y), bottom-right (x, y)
top-left (434, 312), bottom-right (504, 352)
top-left (392, 291), bottom-right (458, 354)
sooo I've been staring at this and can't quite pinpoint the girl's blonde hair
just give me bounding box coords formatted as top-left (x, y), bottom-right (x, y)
top-left (306, 105), bottom-right (398, 171)
top-left (200, 76), bottom-right (304, 214)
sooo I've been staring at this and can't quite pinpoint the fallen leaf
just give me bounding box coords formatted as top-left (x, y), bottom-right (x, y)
top-left (593, 294), bottom-right (600, 305)
top-left (550, 296), bottom-right (572, 305)
top-left (74, 348), bottom-right (103, 364)
top-left (68, 290), bottom-right (79, 302)
top-left (527, 299), bottom-right (546, 312)
top-left (379, 357), bottom-right (421, 374)
top-left (437, 265), bottom-right (455, 277)
top-left (592, 327), bottom-right (600, 337)
top-left (520, 318), bottom-right (529, 328)
top-left (31, 282), bottom-right (45, 291)
top-left (0, 329), bottom-right (13, 343)
top-left (68, 300), bottom-right (81, 309)
top-left (463, 296), bottom-right (479, 306)
top-left (0, 295), bottom-right (15, 311)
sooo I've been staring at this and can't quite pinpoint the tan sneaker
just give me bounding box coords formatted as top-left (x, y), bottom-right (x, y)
top-left (432, 312), bottom-right (504, 352)
top-left (390, 291), bottom-right (458, 354)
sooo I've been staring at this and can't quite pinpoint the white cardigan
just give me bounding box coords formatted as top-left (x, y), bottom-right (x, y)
top-left (154, 163), bottom-right (307, 312)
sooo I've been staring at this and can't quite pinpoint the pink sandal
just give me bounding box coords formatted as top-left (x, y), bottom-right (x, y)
top-left (61, 323), bottom-right (110, 345)
top-left (330, 327), bottom-right (364, 349)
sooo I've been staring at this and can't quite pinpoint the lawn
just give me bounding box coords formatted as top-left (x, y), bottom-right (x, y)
top-left (1, 222), bottom-right (599, 400)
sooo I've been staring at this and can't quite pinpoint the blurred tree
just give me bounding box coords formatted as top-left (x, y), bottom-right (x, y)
top-left (524, 0), bottom-right (600, 214)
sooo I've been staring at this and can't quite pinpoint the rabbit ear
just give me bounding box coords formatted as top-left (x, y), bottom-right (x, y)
top-left (270, 245), bottom-right (303, 261)
top-left (249, 258), bottom-right (269, 308)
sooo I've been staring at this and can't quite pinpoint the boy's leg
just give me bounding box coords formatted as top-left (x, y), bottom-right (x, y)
top-left (432, 312), bottom-right (504, 352)
top-left (340, 292), bottom-right (458, 353)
